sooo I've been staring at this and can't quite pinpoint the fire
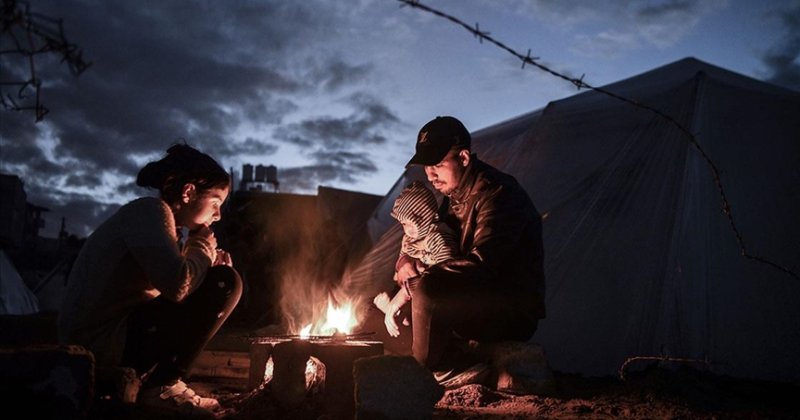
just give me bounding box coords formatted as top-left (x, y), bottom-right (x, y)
top-left (298, 295), bottom-right (357, 337)
top-left (299, 324), bottom-right (312, 338)
top-left (321, 298), bottom-right (357, 335)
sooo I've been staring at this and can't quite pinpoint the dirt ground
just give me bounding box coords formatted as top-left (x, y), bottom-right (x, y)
top-left (199, 366), bottom-right (799, 419)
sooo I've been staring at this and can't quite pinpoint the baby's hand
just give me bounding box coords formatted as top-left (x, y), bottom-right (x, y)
top-left (384, 311), bottom-right (400, 337)
top-left (415, 260), bottom-right (426, 274)
top-left (373, 292), bottom-right (391, 314)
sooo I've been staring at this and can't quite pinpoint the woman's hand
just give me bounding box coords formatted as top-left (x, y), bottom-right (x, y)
top-left (213, 249), bottom-right (233, 267)
top-left (190, 225), bottom-right (218, 250)
top-left (188, 225), bottom-right (219, 262)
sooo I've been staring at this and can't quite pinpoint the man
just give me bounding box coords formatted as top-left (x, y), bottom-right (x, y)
top-left (397, 115), bottom-right (546, 370)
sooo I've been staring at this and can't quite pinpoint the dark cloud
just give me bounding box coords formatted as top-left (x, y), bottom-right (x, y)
top-left (273, 92), bottom-right (399, 150)
top-left (278, 151), bottom-right (379, 193)
top-left (232, 138), bottom-right (280, 156)
top-left (636, 1), bottom-right (694, 20)
top-left (1, 0), bottom-right (402, 237)
top-left (307, 57), bottom-right (374, 92)
top-left (269, 92), bottom-right (403, 192)
top-left (763, 5), bottom-right (800, 92)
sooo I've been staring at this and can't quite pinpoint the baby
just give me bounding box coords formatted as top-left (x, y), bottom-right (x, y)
top-left (373, 181), bottom-right (457, 336)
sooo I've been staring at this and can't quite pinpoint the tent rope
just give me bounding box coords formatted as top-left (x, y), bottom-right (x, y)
top-left (397, 0), bottom-right (799, 282)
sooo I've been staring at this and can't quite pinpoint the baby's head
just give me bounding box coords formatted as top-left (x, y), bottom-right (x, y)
top-left (391, 181), bottom-right (438, 239)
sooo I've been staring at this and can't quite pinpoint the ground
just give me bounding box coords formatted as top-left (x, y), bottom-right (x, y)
top-left (189, 366), bottom-right (799, 419)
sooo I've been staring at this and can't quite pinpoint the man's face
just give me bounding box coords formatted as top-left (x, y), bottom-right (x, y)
top-left (424, 149), bottom-right (469, 195)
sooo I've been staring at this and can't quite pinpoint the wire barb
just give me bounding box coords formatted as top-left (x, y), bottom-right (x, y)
top-left (1, 0), bottom-right (92, 122)
top-left (396, 0), bottom-right (798, 282)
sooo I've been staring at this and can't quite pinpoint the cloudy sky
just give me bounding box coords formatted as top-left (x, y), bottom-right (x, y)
top-left (2, 0), bottom-right (798, 238)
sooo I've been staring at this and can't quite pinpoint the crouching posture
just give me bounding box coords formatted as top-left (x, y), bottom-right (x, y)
top-left (381, 116), bottom-right (547, 373)
top-left (58, 144), bottom-right (242, 416)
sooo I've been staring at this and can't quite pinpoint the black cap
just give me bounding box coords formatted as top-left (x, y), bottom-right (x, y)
top-left (406, 116), bottom-right (471, 167)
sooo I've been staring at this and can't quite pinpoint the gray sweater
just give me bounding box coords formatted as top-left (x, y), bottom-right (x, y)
top-left (58, 197), bottom-right (215, 367)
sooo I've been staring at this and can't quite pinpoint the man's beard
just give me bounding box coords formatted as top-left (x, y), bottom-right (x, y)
top-left (431, 181), bottom-right (452, 195)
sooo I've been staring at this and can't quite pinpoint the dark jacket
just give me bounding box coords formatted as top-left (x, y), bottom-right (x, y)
top-left (427, 156), bottom-right (546, 319)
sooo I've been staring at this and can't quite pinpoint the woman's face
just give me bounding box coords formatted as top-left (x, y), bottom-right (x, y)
top-left (175, 184), bottom-right (229, 229)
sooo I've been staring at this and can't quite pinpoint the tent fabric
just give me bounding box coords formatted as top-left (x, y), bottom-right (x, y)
top-left (0, 250), bottom-right (40, 315)
top-left (345, 57), bottom-right (800, 383)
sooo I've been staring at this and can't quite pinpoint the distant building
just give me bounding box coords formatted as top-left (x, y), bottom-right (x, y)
top-left (0, 173), bottom-right (48, 248)
top-left (239, 164), bottom-right (279, 192)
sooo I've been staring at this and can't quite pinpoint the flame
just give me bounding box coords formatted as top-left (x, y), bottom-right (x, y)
top-left (299, 295), bottom-right (357, 337)
top-left (299, 324), bottom-right (312, 338)
top-left (321, 298), bottom-right (357, 335)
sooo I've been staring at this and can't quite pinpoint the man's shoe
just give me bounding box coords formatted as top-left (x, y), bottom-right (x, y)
top-left (137, 379), bottom-right (220, 417)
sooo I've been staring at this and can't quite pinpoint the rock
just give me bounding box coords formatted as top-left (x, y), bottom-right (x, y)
top-left (354, 355), bottom-right (444, 420)
top-left (96, 366), bottom-right (140, 404)
top-left (487, 341), bottom-right (556, 396)
top-left (0, 344), bottom-right (95, 419)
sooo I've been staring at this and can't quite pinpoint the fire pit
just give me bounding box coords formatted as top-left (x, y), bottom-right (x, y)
top-left (248, 332), bottom-right (383, 416)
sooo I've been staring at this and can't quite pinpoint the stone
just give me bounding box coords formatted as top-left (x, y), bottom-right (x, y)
top-left (96, 366), bottom-right (140, 404)
top-left (354, 355), bottom-right (444, 420)
top-left (487, 341), bottom-right (556, 396)
top-left (0, 344), bottom-right (95, 418)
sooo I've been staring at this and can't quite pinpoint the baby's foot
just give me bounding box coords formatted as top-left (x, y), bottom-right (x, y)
top-left (373, 292), bottom-right (391, 314)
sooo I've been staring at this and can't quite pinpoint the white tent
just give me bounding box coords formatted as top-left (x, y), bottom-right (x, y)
top-left (346, 57), bottom-right (800, 383)
top-left (0, 250), bottom-right (40, 315)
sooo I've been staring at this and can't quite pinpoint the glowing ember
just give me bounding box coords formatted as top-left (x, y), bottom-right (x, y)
top-left (261, 355), bottom-right (325, 391)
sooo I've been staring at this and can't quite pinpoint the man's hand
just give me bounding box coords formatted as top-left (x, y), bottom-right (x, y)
top-left (394, 254), bottom-right (420, 284)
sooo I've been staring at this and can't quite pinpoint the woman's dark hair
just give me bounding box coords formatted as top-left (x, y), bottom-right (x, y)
top-left (136, 143), bottom-right (230, 204)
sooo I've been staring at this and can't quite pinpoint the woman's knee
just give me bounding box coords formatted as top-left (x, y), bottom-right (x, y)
top-left (207, 265), bottom-right (243, 302)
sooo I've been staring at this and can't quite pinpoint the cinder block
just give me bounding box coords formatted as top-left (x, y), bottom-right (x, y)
top-left (189, 350), bottom-right (250, 381)
top-left (354, 355), bottom-right (444, 420)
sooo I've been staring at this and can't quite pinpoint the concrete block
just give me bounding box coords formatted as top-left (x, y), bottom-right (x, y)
top-left (354, 355), bottom-right (444, 420)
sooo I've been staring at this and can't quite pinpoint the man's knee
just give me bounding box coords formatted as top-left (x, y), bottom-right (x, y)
top-left (408, 274), bottom-right (445, 304)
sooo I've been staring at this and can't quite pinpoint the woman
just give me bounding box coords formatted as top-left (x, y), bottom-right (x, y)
top-left (58, 144), bottom-right (242, 414)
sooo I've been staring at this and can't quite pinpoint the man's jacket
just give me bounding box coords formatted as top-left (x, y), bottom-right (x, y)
top-left (427, 156), bottom-right (546, 319)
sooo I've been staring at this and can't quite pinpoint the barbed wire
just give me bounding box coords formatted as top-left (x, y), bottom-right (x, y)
top-left (1, 0), bottom-right (91, 122)
top-left (397, 0), bottom-right (798, 282)
top-left (618, 355), bottom-right (710, 381)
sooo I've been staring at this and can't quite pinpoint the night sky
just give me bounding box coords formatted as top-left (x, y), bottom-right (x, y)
top-left (2, 0), bottom-right (798, 237)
